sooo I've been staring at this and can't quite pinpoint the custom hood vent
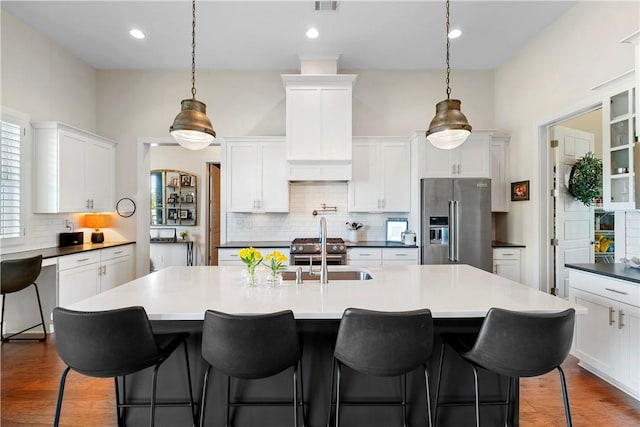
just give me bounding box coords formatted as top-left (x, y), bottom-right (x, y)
top-left (314, 1), bottom-right (338, 12)
top-left (282, 57), bottom-right (357, 181)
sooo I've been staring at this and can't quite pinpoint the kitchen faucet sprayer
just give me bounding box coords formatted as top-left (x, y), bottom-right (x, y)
top-left (319, 216), bottom-right (328, 284)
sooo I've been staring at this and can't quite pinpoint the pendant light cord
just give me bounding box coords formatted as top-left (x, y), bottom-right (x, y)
top-left (445, 0), bottom-right (451, 100)
top-left (191, 0), bottom-right (197, 99)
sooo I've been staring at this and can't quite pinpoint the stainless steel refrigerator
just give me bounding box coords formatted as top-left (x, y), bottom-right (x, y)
top-left (420, 178), bottom-right (492, 271)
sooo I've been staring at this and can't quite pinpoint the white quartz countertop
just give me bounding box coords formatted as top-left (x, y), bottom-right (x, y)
top-left (69, 265), bottom-right (584, 320)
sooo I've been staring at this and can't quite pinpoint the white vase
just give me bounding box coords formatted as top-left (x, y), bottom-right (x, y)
top-left (349, 230), bottom-right (359, 242)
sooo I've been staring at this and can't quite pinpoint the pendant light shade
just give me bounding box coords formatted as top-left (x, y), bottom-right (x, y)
top-left (170, 99), bottom-right (216, 150)
top-left (426, 0), bottom-right (472, 150)
top-left (426, 99), bottom-right (471, 149)
top-left (170, 0), bottom-right (216, 150)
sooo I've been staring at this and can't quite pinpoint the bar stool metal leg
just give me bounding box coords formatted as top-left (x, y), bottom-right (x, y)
top-left (53, 366), bottom-right (71, 427)
top-left (433, 341), bottom-right (446, 425)
top-left (471, 365), bottom-right (480, 427)
top-left (199, 365), bottom-right (212, 427)
top-left (150, 363), bottom-right (161, 427)
top-left (424, 364), bottom-right (433, 427)
top-left (181, 341), bottom-right (196, 426)
top-left (558, 366), bottom-right (573, 427)
top-left (293, 365), bottom-right (299, 427)
top-left (335, 362), bottom-right (342, 427)
top-left (326, 357), bottom-right (336, 427)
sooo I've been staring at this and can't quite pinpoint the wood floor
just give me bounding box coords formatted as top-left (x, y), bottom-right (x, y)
top-left (2, 336), bottom-right (639, 426)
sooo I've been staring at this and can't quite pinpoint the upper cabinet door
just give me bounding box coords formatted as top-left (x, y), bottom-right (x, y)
top-left (86, 138), bottom-right (115, 212)
top-left (33, 122), bottom-right (116, 213)
top-left (601, 79), bottom-right (637, 211)
top-left (286, 87), bottom-right (322, 159)
top-left (225, 138), bottom-right (289, 213)
top-left (348, 138), bottom-right (410, 212)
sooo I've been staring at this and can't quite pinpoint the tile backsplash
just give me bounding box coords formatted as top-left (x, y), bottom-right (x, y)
top-left (625, 210), bottom-right (640, 259)
top-left (225, 182), bottom-right (412, 242)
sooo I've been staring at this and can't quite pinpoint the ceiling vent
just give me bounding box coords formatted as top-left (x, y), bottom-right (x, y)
top-left (314, 1), bottom-right (338, 12)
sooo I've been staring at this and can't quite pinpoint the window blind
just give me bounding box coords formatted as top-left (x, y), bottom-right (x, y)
top-left (1, 120), bottom-right (22, 239)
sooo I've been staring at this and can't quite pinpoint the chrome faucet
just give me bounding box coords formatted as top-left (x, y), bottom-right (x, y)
top-left (319, 216), bottom-right (328, 284)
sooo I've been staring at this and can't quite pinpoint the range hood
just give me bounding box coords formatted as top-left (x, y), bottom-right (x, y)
top-left (282, 57), bottom-right (357, 181)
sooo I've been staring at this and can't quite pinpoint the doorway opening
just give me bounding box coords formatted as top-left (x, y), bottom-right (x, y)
top-left (539, 104), bottom-right (603, 297)
top-left (206, 163), bottom-right (221, 265)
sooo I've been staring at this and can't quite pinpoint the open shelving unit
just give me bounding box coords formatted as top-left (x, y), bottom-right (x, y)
top-left (150, 169), bottom-right (197, 226)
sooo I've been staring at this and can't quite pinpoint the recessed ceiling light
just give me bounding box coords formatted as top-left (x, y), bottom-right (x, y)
top-left (306, 28), bottom-right (319, 39)
top-left (448, 29), bottom-right (462, 39)
top-left (129, 29), bottom-right (145, 40)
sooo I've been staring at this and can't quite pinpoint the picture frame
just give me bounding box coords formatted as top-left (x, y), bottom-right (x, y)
top-left (168, 209), bottom-right (178, 220)
top-left (511, 180), bottom-right (530, 201)
top-left (170, 177), bottom-right (180, 187)
top-left (184, 194), bottom-right (194, 204)
top-left (180, 209), bottom-right (189, 219)
top-left (181, 175), bottom-right (192, 186)
top-left (190, 175), bottom-right (196, 187)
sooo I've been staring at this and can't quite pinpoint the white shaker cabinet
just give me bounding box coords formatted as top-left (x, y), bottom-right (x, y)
top-left (492, 248), bottom-right (521, 282)
top-left (33, 122), bottom-right (116, 213)
top-left (568, 269), bottom-right (640, 399)
top-left (281, 74), bottom-right (357, 181)
top-left (423, 131), bottom-right (492, 178)
top-left (348, 138), bottom-right (410, 212)
top-left (490, 135), bottom-right (510, 212)
top-left (347, 247), bottom-right (418, 266)
top-left (58, 245), bottom-right (134, 307)
top-left (224, 138), bottom-right (289, 213)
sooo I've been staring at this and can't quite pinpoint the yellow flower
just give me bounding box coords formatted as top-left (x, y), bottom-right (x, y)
top-left (263, 251), bottom-right (288, 272)
top-left (238, 247), bottom-right (262, 268)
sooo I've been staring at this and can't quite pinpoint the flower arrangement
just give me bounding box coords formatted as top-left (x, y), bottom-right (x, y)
top-left (263, 251), bottom-right (288, 287)
top-left (238, 247), bottom-right (262, 286)
top-left (263, 251), bottom-right (288, 273)
top-left (179, 231), bottom-right (188, 240)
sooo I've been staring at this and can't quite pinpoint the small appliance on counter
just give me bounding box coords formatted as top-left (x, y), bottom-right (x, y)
top-left (401, 230), bottom-right (416, 245)
top-left (386, 218), bottom-right (408, 242)
top-left (59, 232), bottom-right (83, 247)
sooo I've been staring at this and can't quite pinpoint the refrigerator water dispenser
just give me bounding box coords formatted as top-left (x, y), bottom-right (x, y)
top-left (429, 217), bottom-right (449, 245)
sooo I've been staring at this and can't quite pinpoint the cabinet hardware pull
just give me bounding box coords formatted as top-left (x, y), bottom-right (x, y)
top-left (608, 307), bottom-right (616, 326)
top-left (102, 265), bottom-right (107, 275)
top-left (452, 165), bottom-right (455, 174)
top-left (114, 251), bottom-right (123, 255)
top-left (457, 164), bottom-right (461, 174)
top-left (77, 258), bottom-right (90, 262)
top-left (395, 253), bottom-right (407, 256)
top-left (605, 288), bottom-right (628, 295)
top-left (360, 254), bottom-right (371, 256)
top-left (618, 310), bottom-right (625, 330)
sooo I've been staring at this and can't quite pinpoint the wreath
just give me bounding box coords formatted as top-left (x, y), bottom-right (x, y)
top-left (568, 152), bottom-right (602, 206)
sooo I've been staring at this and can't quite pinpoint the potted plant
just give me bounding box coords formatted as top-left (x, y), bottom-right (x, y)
top-left (568, 152), bottom-right (602, 206)
top-left (263, 251), bottom-right (288, 287)
top-left (238, 247), bottom-right (262, 286)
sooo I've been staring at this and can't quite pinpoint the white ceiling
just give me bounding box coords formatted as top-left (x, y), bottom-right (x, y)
top-left (1, 1), bottom-right (577, 71)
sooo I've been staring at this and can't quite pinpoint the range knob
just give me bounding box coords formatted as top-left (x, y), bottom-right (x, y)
top-left (291, 246), bottom-right (296, 252)
top-left (339, 245), bottom-right (345, 251)
top-left (298, 246), bottom-right (304, 251)
top-left (332, 245), bottom-right (338, 251)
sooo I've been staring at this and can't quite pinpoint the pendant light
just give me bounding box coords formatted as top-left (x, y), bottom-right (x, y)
top-left (170, 0), bottom-right (216, 150)
top-left (426, 0), bottom-right (472, 150)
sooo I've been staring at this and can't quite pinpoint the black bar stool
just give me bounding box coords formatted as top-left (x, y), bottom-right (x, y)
top-left (327, 308), bottom-right (434, 427)
top-left (1, 255), bottom-right (47, 342)
top-left (52, 306), bottom-right (196, 427)
top-left (434, 307), bottom-right (575, 427)
top-left (199, 309), bottom-right (305, 427)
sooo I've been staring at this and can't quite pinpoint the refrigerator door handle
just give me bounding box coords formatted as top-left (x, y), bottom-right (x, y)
top-left (448, 200), bottom-right (456, 262)
top-left (454, 200), bottom-right (460, 262)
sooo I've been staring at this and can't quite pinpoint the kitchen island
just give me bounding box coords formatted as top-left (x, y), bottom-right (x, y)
top-left (70, 264), bottom-right (583, 426)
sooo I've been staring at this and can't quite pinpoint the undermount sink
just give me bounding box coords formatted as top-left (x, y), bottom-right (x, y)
top-left (281, 269), bottom-right (373, 281)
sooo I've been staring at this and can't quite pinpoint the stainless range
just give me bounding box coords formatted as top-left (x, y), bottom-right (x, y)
top-left (290, 237), bottom-right (347, 266)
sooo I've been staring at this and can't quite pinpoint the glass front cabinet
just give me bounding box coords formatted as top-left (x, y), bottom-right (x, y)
top-left (150, 169), bottom-right (197, 226)
top-left (602, 77), bottom-right (637, 211)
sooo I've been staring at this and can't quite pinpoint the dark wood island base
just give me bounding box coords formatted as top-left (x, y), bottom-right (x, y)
top-left (120, 318), bottom-right (516, 427)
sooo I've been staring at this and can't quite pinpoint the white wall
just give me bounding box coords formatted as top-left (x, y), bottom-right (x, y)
top-left (494, 1), bottom-right (639, 288)
top-left (0, 11), bottom-right (104, 254)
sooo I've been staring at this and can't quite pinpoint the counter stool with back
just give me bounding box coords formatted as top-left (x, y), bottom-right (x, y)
top-left (0, 255), bottom-right (47, 342)
top-left (52, 306), bottom-right (196, 427)
top-left (327, 308), bottom-right (435, 427)
top-left (199, 309), bottom-right (306, 427)
top-left (434, 307), bottom-right (575, 427)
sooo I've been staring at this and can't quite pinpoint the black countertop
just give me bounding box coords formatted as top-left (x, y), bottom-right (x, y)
top-left (566, 263), bottom-right (640, 284)
top-left (492, 241), bottom-right (526, 248)
top-left (217, 241), bottom-right (417, 249)
top-left (0, 241), bottom-right (135, 262)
